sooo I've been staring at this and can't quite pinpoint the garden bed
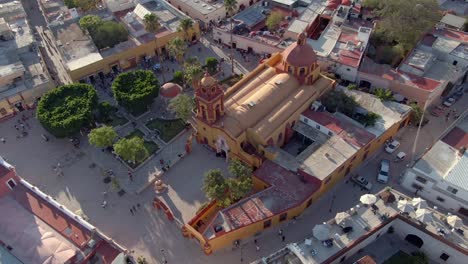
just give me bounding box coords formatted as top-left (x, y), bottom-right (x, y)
top-left (146, 118), bottom-right (186, 143)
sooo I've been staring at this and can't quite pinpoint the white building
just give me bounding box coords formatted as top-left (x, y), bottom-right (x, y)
top-left (402, 117), bottom-right (468, 217)
top-left (254, 189), bottom-right (467, 264)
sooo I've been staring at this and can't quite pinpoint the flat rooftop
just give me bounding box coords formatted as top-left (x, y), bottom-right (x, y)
top-left (254, 190), bottom-right (468, 264)
top-left (341, 88), bottom-right (412, 137)
top-left (175, 0), bottom-right (224, 15)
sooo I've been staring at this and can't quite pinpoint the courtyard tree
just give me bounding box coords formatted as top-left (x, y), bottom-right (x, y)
top-left (65, 0), bottom-right (98, 11)
top-left (168, 94), bottom-right (194, 122)
top-left (178, 18), bottom-right (194, 41)
top-left (79, 15), bottom-right (103, 33)
top-left (266, 12), bottom-right (283, 32)
top-left (366, 0), bottom-right (441, 50)
top-left (113, 137), bottom-right (149, 164)
top-left (92, 21), bottom-right (129, 49)
top-left (88, 126), bottom-right (118, 148)
top-left (167, 37), bottom-right (187, 62)
top-left (37, 83), bottom-right (98, 138)
top-left (228, 176), bottom-right (252, 201)
top-left (321, 90), bottom-right (358, 117)
top-left (205, 57), bottom-right (219, 75)
top-left (184, 57), bottom-right (203, 88)
top-left (374, 88), bottom-right (394, 101)
top-left (228, 159), bottom-right (252, 179)
top-left (202, 169), bottom-right (229, 205)
top-left (112, 70), bottom-right (159, 115)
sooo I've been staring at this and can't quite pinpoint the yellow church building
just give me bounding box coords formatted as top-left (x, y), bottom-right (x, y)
top-left (193, 33), bottom-right (335, 168)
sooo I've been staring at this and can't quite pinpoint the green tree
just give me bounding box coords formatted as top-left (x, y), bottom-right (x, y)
top-left (178, 18), bottom-right (194, 40)
top-left (79, 15), bottom-right (102, 33)
top-left (266, 12), bottom-right (283, 32)
top-left (92, 21), bottom-right (129, 49)
top-left (202, 169), bottom-right (229, 204)
top-left (88, 126), bottom-right (117, 148)
top-left (113, 137), bottom-right (149, 164)
top-left (37, 84), bottom-right (98, 137)
top-left (97, 101), bottom-right (114, 122)
top-left (362, 0), bottom-right (383, 9)
top-left (347, 84), bottom-right (358, 90)
top-left (205, 57), bottom-right (219, 75)
top-left (224, 0), bottom-right (238, 16)
top-left (143, 13), bottom-right (160, 33)
top-left (228, 176), bottom-right (252, 201)
top-left (228, 159), bottom-right (252, 179)
top-left (184, 58), bottom-right (203, 88)
top-left (172, 70), bottom-right (184, 85)
top-left (64, 0), bottom-right (77, 8)
top-left (360, 112), bottom-right (381, 127)
top-left (112, 70), bottom-right (159, 115)
top-left (167, 37), bottom-right (187, 62)
top-left (374, 88), bottom-right (394, 101)
top-left (322, 90), bottom-right (358, 117)
top-left (73, 0), bottom-right (99, 11)
top-left (373, 0), bottom-right (441, 50)
top-left (410, 102), bottom-right (423, 124)
top-left (136, 256), bottom-right (148, 264)
top-left (168, 94), bottom-right (194, 122)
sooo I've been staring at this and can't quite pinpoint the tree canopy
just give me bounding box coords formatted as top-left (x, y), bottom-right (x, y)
top-left (143, 13), bottom-right (160, 33)
top-left (205, 57), bottom-right (219, 75)
top-left (168, 94), bottom-right (194, 122)
top-left (410, 102), bottom-right (423, 124)
top-left (37, 83), bottom-right (98, 137)
top-left (65, 0), bottom-right (98, 11)
top-left (167, 37), bottom-right (187, 61)
top-left (113, 137), bottom-right (149, 164)
top-left (228, 159), bottom-right (252, 179)
top-left (79, 16), bottom-right (128, 49)
top-left (374, 88), bottom-right (395, 101)
top-left (224, 0), bottom-right (238, 17)
top-left (184, 57), bottom-right (203, 88)
top-left (266, 12), bottom-right (283, 32)
top-left (178, 18), bottom-right (194, 40)
top-left (321, 90), bottom-right (358, 117)
top-left (112, 70), bottom-right (159, 115)
top-left (172, 71), bottom-right (184, 85)
top-left (88, 126), bottom-right (118, 148)
top-left (366, 0), bottom-right (441, 50)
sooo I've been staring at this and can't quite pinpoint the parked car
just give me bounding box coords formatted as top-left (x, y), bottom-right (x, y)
top-left (443, 97), bottom-right (455, 107)
top-left (385, 140), bottom-right (400, 153)
top-left (377, 159), bottom-right (390, 183)
top-left (430, 106), bottom-right (444, 117)
top-left (453, 90), bottom-right (464, 101)
top-left (352, 175), bottom-right (372, 190)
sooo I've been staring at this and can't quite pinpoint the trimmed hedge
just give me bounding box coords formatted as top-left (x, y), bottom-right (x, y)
top-left (37, 83), bottom-right (98, 137)
top-left (112, 70), bottom-right (159, 116)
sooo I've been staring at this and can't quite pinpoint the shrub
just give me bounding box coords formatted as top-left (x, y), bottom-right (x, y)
top-left (112, 70), bottom-right (159, 115)
top-left (172, 71), bottom-right (184, 85)
top-left (92, 21), bottom-right (129, 49)
top-left (37, 84), bottom-right (98, 137)
top-left (205, 57), bottom-right (219, 75)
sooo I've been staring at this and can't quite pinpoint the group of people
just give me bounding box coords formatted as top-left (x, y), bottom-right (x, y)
top-left (445, 109), bottom-right (459, 122)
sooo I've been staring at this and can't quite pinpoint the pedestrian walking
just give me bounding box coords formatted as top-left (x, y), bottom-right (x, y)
top-left (20, 124), bottom-right (25, 130)
top-left (130, 208), bottom-right (134, 215)
top-left (256, 245), bottom-right (260, 251)
top-left (14, 125), bottom-right (19, 130)
top-left (282, 235), bottom-right (285, 242)
top-left (1, 137), bottom-right (5, 144)
top-left (132, 205), bottom-right (136, 211)
top-left (278, 229), bottom-right (283, 236)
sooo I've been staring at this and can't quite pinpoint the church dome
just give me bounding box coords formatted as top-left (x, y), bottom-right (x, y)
top-left (200, 72), bottom-right (217, 87)
top-left (282, 33), bottom-right (317, 68)
top-left (160, 82), bottom-right (182, 98)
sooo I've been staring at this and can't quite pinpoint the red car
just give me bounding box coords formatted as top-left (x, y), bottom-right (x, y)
top-left (430, 106), bottom-right (444, 117)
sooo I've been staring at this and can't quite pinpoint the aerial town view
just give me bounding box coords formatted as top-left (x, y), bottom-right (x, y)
top-left (1, 0), bottom-right (467, 263)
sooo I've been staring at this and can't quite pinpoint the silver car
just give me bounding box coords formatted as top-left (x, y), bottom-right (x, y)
top-left (377, 159), bottom-right (390, 183)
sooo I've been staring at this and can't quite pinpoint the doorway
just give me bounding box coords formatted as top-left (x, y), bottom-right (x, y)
top-left (14, 102), bottom-right (25, 112)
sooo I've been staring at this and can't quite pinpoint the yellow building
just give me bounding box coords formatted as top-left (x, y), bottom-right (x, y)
top-left (52, 1), bottom-right (200, 83)
top-left (184, 33), bottom-right (412, 254)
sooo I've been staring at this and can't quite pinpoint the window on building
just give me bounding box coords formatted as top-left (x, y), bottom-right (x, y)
top-left (263, 220), bottom-right (272, 228)
top-left (436, 196), bottom-right (445, 202)
top-left (440, 253), bottom-right (450, 261)
top-left (6, 179), bottom-right (16, 189)
top-left (303, 118), bottom-right (309, 124)
top-left (328, 131), bottom-right (333, 136)
top-left (415, 176), bottom-right (427, 184)
top-left (316, 124), bottom-right (321, 130)
top-left (411, 183), bottom-right (423, 190)
top-left (447, 186), bottom-right (458, 194)
top-left (279, 213), bottom-right (287, 222)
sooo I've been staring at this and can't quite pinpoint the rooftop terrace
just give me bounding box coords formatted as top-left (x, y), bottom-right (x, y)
top-left (254, 190), bottom-right (468, 264)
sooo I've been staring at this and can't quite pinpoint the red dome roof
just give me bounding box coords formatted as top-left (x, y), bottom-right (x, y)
top-left (282, 33), bottom-right (317, 67)
top-left (160, 82), bottom-right (182, 98)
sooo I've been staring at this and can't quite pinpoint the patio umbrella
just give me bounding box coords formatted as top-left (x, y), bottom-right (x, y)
top-left (360, 194), bottom-right (377, 205)
top-left (412, 197), bottom-right (428, 209)
top-left (447, 215), bottom-right (463, 229)
top-left (335, 212), bottom-right (351, 226)
top-left (415, 208), bottom-right (432, 223)
top-left (397, 200), bottom-right (414, 213)
top-left (313, 224), bottom-right (330, 241)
